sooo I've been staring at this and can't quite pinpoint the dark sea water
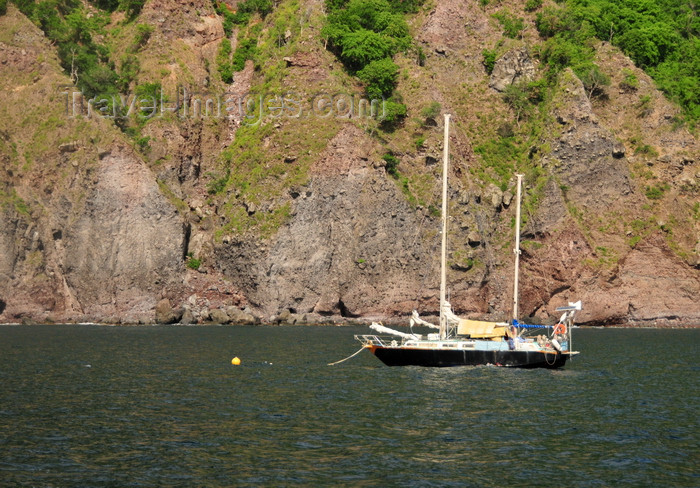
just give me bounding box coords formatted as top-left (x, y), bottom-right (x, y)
top-left (0, 325), bottom-right (697, 487)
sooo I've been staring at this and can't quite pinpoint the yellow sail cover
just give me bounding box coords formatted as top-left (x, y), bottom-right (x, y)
top-left (457, 319), bottom-right (509, 339)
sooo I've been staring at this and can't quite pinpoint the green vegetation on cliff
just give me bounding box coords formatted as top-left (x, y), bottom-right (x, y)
top-left (11, 0), bottom-right (117, 97)
top-left (535, 0), bottom-right (699, 126)
top-left (214, 0), bottom-right (272, 36)
top-left (7, 0), bottom-right (149, 97)
top-left (4, 0), bottom-right (165, 155)
top-left (322, 0), bottom-right (422, 128)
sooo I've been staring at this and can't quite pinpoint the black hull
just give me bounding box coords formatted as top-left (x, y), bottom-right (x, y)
top-left (371, 346), bottom-right (571, 369)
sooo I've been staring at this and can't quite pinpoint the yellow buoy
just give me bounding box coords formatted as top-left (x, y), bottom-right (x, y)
top-left (231, 357), bottom-right (241, 366)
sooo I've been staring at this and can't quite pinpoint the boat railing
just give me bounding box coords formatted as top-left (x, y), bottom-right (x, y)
top-left (355, 334), bottom-right (396, 347)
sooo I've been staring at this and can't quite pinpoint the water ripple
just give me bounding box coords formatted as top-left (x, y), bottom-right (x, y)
top-left (0, 325), bottom-right (697, 487)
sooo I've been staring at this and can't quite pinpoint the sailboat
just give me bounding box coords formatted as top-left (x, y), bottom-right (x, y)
top-left (355, 114), bottom-right (581, 368)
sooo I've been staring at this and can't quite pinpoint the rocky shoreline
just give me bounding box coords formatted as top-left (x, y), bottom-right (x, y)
top-left (5, 304), bottom-right (699, 329)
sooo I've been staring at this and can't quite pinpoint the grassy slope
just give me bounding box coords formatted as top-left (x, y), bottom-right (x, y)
top-left (0, 5), bottom-right (122, 220)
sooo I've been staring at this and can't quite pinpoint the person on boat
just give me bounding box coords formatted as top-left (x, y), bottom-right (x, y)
top-left (507, 325), bottom-right (517, 350)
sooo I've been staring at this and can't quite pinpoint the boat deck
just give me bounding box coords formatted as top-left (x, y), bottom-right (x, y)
top-left (355, 334), bottom-right (569, 353)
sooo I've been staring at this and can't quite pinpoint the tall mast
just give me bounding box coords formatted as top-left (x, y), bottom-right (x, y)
top-left (439, 114), bottom-right (451, 340)
top-left (512, 174), bottom-right (523, 321)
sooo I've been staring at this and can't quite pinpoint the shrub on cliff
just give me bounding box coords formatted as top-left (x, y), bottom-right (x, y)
top-left (215, 0), bottom-right (273, 36)
top-left (232, 37), bottom-right (258, 72)
top-left (492, 10), bottom-right (524, 39)
top-left (357, 57), bottom-right (399, 99)
top-left (217, 38), bottom-right (234, 83)
top-left (323, 0), bottom-right (413, 102)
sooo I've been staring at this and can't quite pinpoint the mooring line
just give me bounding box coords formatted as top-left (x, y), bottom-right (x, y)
top-left (328, 346), bottom-right (366, 366)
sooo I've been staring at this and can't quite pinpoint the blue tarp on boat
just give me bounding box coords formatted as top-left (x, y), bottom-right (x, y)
top-left (512, 319), bottom-right (552, 329)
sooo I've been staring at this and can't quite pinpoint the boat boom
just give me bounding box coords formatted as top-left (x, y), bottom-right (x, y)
top-left (370, 323), bottom-right (421, 340)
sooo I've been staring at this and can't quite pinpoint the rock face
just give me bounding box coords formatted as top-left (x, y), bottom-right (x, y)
top-left (181, 307), bottom-right (197, 325)
top-left (543, 69), bottom-right (633, 210)
top-left (489, 49), bottom-right (536, 92)
top-left (0, 147), bottom-right (188, 323)
top-left (522, 231), bottom-right (700, 325)
top-left (155, 298), bottom-right (184, 324)
top-left (62, 149), bottom-right (187, 321)
top-left (0, 3), bottom-right (698, 327)
top-left (142, 0), bottom-right (222, 47)
top-left (0, 8), bottom-right (189, 323)
top-left (0, 210), bottom-right (21, 282)
top-left (516, 68), bottom-right (699, 325)
top-left (216, 126), bottom-right (440, 318)
top-left (594, 237), bottom-right (700, 324)
top-left (208, 308), bottom-right (230, 324)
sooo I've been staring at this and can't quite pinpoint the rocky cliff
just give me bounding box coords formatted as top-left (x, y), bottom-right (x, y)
top-left (0, 0), bottom-right (698, 326)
